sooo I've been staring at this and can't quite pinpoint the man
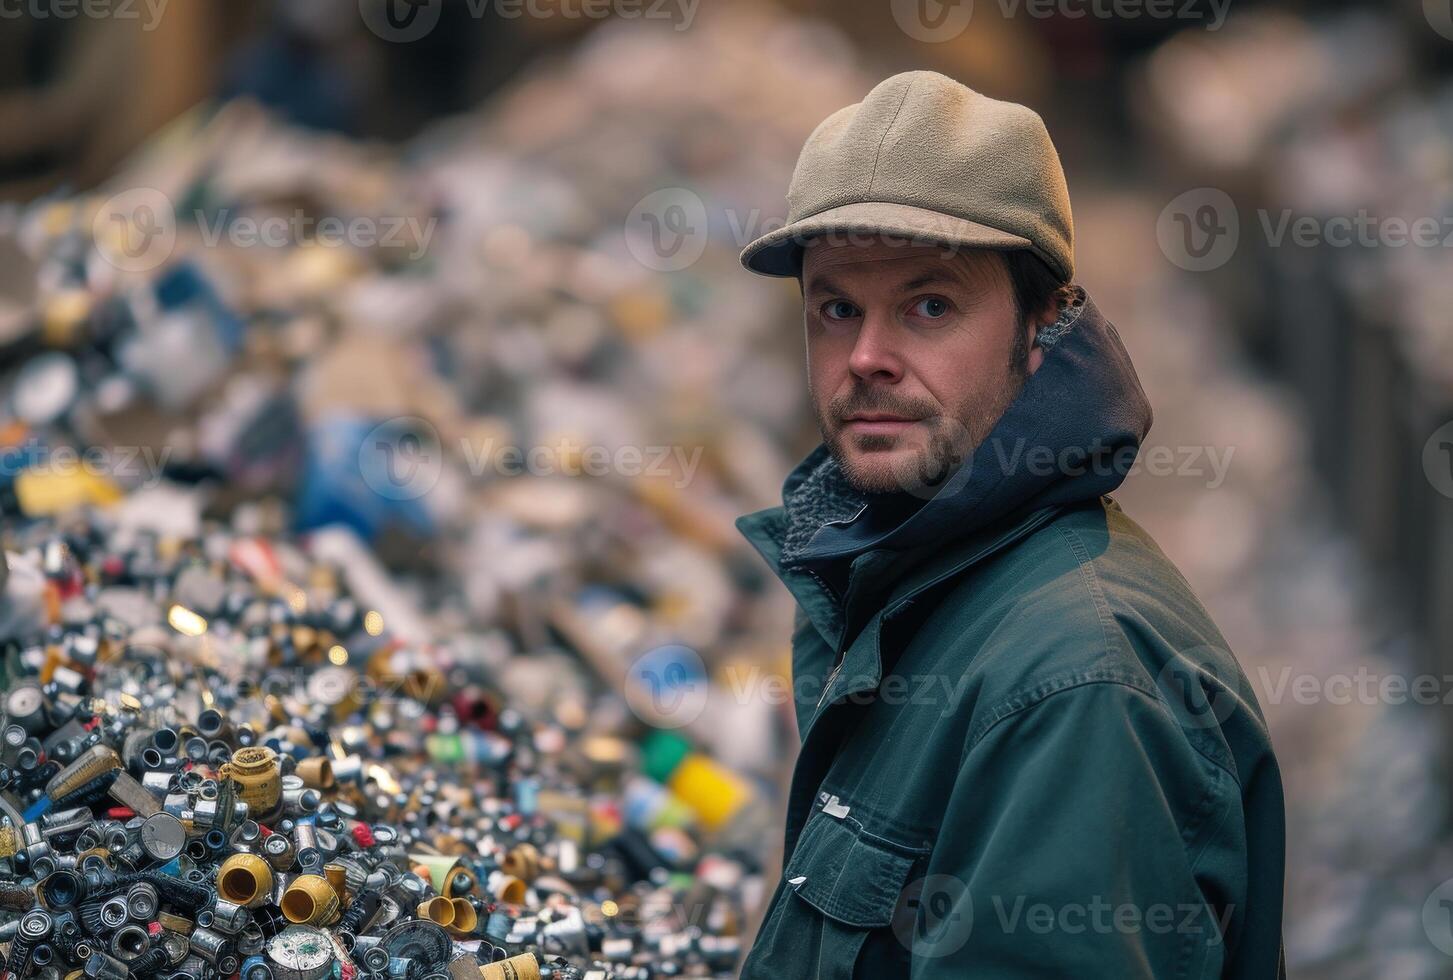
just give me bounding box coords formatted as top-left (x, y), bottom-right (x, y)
top-left (734, 71), bottom-right (1286, 978)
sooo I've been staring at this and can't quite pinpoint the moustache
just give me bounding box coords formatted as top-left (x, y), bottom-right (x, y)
top-left (829, 390), bottom-right (938, 422)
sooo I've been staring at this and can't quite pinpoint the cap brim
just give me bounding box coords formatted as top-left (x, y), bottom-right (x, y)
top-left (739, 201), bottom-right (1035, 277)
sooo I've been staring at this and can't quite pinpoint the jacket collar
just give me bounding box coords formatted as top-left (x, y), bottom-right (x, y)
top-left (737, 493), bottom-right (1063, 656)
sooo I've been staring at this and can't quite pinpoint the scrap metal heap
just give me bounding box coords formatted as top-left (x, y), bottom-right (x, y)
top-left (0, 512), bottom-right (752, 979)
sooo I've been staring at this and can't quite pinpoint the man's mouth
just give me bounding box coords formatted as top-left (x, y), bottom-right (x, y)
top-left (842, 413), bottom-right (922, 436)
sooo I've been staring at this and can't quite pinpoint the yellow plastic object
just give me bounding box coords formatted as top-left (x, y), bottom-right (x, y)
top-left (217, 853), bottom-right (274, 909)
top-left (479, 952), bottom-right (540, 980)
top-left (416, 896), bottom-right (456, 927)
top-left (666, 755), bottom-right (751, 832)
top-left (490, 873), bottom-right (527, 905)
top-left (295, 756), bottom-right (335, 790)
top-left (500, 843), bottom-right (540, 883)
top-left (219, 746), bottom-right (282, 818)
top-left (13, 468), bottom-right (122, 516)
top-left (323, 863), bottom-right (349, 903)
top-left (447, 897), bottom-right (478, 937)
top-left (280, 874), bottom-right (339, 925)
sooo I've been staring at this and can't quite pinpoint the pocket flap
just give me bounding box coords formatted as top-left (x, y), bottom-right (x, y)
top-left (784, 808), bottom-right (925, 928)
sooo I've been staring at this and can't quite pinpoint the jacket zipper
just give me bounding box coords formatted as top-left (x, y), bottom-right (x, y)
top-left (810, 564), bottom-right (854, 710)
top-left (804, 539), bottom-right (850, 710)
top-left (816, 660), bottom-right (843, 709)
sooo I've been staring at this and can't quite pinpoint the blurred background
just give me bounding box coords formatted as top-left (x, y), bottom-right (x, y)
top-left (1, 0), bottom-right (1452, 976)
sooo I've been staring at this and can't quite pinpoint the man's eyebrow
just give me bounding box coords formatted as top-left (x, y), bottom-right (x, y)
top-left (900, 273), bottom-right (963, 291)
top-left (803, 274), bottom-right (849, 296)
top-left (804, 271), bottom-right (964, 295)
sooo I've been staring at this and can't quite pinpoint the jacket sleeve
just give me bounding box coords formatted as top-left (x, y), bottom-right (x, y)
top-left (908, 678), bottom-right (1247, 980)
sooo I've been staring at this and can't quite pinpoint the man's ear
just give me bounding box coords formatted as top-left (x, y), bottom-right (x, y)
top-left (1026, 321), bottom-right (1046, 375)
top-left (1023, 291), bottom-right (1064, 375)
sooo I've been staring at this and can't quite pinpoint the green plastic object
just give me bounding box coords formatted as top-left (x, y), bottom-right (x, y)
top-left (640, 729), bottom-right (692, 783)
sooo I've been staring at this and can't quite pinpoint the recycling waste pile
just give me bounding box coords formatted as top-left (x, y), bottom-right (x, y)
top-left (0, 11), bottom-right (873, 979)
top-left (0, 517), bottom-right (755, 980)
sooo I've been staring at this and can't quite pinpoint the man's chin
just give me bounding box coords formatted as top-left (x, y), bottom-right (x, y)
top-left (835, 447), bottom-right (922, 495)
top-left (830, 437), bottom-right (965, 496)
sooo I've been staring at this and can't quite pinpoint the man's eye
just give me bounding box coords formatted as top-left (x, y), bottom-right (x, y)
top-left (911, 297), bottom-right (951, 319)
top-left (822, 300), bottom-right (859, 320)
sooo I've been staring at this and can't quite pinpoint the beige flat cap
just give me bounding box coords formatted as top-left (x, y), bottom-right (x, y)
top-left (741, 70), bottom-right (1074, 282)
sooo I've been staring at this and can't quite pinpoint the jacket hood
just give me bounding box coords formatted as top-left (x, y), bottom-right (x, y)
top-left (763, 286), bottom-right (1153, 570)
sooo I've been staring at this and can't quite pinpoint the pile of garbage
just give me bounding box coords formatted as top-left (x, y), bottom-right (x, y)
top-left (0, 10), bottom-right (876, 978)
top-left (0, 510), bottom-right (757, 979)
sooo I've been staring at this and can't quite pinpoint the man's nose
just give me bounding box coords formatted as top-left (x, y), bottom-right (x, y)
top-left (847, 309), bottom-right (903, 382)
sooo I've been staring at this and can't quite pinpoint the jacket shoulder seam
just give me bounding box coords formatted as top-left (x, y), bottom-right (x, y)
top-left (964, 673), bottom-right (1161, 756)
top-left (1051, 518), bottom-right (1117, 655)
top-left (1046, 518), bottom-right (1247, 790)
top-left (963, 675), bottom-right (1243, 800)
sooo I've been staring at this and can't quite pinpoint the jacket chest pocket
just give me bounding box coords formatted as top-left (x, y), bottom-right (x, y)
top-left (742, 800), bottom-right (929, 980)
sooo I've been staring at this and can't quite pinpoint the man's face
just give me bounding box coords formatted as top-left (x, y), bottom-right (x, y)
top-left (802, 239), bottom-right (1046, 495)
